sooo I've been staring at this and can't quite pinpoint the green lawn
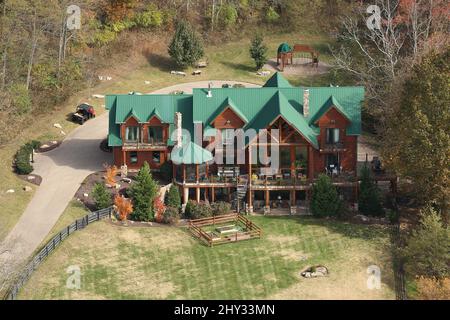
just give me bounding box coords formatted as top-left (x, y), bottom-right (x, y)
top-left (0, 32), bottom-right (344, 242)
top-left (18, 216), bottom-right (395, 300)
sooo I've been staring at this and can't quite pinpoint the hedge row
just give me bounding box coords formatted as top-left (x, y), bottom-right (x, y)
top-left (185, 201), bottom-right (231, 219)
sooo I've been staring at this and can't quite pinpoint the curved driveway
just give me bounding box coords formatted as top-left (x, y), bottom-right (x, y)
top-left (0, 81), bottom-right (259, 277)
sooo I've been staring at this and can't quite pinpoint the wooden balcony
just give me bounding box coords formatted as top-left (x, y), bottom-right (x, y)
top-left (319, 142), bottom-right (346, 153)
top-left (122, 140), bottom-right (167, 151)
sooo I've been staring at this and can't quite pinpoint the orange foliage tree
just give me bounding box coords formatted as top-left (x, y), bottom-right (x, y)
top-left (416, 276), bottom-right (450, 300)
top-left (114, 194), bottom-right (133, 221)
top-left (104, 163), bottom-right (118, 187)
top-left (153, 197), bottom-right (166, 223)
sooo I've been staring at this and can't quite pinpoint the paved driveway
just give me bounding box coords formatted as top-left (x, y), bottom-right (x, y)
top-left (0, 81), bottom-right (259, 280)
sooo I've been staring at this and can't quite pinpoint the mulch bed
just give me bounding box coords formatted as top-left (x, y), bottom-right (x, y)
top-left (36, 140), bottom-right (61, 153)
top-left (107, 219), bottom-right (188, 228)
top-left (75, 171), bottom-right (137, 211)
top-left (17, 173), bottom-right (42, 186)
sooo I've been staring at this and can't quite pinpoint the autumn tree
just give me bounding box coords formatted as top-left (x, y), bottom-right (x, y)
top-left (382, 48), bottom-right (450, 213)
top-left (129, 162), bottom-right (158, 221)
top-left (114, 194), bottom-right (133, 221)
top-left (153, 197), bottom-right (166, 223)
top-left (104, 163), bottom-right (118, 187)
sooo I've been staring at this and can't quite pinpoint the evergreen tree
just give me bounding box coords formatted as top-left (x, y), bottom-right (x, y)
top-left (383, 49), bottom-right (450, 214)
top-left (402, 206), bottom-right (449, 278)
top-left (249, 34), bottom-right (268, 70)
top-left (165, 184), bottom-right (181, 209)
top-left (358, 166), bottom-right (384, 216)
top-left (91, 183), bottom-right (112, 210)
top-left (129, 162), bottom-right (159, 221)
top-left (168, 20), bottom-right (204, 68)
top-left (310, 174), bottom-right (343, 217)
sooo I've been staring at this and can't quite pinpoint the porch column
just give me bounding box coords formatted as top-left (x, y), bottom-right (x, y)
top-left (211, 187), bottom-right (215, 203)
top-left (182, 187), bottom-right (189, 214)
top-left (290, 189), bottom-right (297, 215)
top-left (264, 189), bottom-right (270, 215)
top-left (196, 187), bottom-right (200, 203)
top-left (247, 189), bottom-right (253, 214)
top-left (290, 145), bottom-right (296, 176)
top-left (227, 187), bottom-right (231, 202)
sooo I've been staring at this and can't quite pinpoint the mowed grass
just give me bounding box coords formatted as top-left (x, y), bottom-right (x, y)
top-left (0, 32), bottom-right (340, 242)
top-left (19, 216), bottom-right (395, 300)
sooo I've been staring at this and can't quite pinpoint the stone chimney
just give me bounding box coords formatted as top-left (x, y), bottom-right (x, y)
top-left (174, 112), bottom-right (182, 147)
top-left (303, 89), bottom-right (310, 117)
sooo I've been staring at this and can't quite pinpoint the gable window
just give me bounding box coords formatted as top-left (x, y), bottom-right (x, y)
top-left (125, 126), bottom-right (139, 142)
top-left (326, 128), bottom-right (340, 144)
top-left (148, 126), bottom-right (163, 144)
top-left (130, 151), bottom-right (138, 164)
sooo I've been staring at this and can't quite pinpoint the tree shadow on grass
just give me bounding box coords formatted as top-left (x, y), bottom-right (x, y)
top-left (144, 50), bottom-right (178, 73)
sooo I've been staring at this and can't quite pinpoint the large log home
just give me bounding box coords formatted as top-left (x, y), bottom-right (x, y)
top-left (106, 73), bottom-right (365, 214)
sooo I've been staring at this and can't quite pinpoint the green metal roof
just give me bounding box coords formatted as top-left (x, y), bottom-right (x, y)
top-left (208, 97), bottom-right (249, 124)
top-left (171, 141), bottom-right (213, 164)
top-left (263, 72), bottom-right (292, 88)
top-left (246, 91), bottom-right (318, 148)
top-left (106, 84), bottom-right (364, 149)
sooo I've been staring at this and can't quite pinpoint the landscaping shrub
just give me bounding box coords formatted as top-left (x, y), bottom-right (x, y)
top-left (163, 206), bottom-right (180, 225)
top-left (14, 142), bottom-right (39, 174)
top-left (184, 200), bottom-right (212, 219)
top-left (165, 184), bottom-right (181, 209)
top-left (402, 206), bottom-right (449, 278)
top-left (153, 197), bottom-right (166, 223)
top-left (358, 166), bottom-right (384, 216)
top-left (129, 162), bottom-right (159, 221)
top-left (114, 194), bottom-right (133, 221)
top-left (310, 174), bottom-right (343, 217)
top-left (91, 183), bottom-right (112, 210)
top-left (211, 201), bottom-right (231, 216)
top-left (385, 209), bottom-right (399, 224)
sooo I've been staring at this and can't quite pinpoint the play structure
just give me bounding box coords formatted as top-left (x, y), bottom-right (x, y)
top-left (188, 214), bottom-right (262, 247)
top-left (277, 42), bottom-right (319, 71)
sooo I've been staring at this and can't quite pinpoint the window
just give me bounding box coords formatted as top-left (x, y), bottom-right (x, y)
top-left (130, 151), bottom-right (138, 164)
top-left (148, 126), bottom-right (163, 144)
top-left (125, 126), bottom-right (139, 142)
top-left (221, 129), bottom-right (234, 145)
top-left (152, 151), bottom-right (161, 164)
top-left (326, 128), bottom-right (340, 144)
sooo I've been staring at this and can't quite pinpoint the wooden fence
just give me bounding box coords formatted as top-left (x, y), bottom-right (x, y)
top-left (4, 207), bottom-right (113, 300)
top-left (188, 214), bottom-right (262, 247)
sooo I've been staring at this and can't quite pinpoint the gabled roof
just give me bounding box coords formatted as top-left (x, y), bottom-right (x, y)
top-left (208, 97), bottom-right (248, 124)
top-left (263, 72), bottom-right (292, 88)
top-left (246, 91), bottom-right (318, 148)
top-left (123, 108), bottom-right (143, 123)
top-left (171, 141), bottom-right (213, 164)
top-left (309, 95), bottom-right (352, 125)
top-left (147, 108), bottom-right (164, 123)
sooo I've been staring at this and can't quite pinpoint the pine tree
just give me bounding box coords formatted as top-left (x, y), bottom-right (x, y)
top-left (358, 166), bottom-right (384, 216)
top-left (92, 183), bottom-right (112, 210)
top-left (383, 49), bottom-right (450, 214)
top-left (165, 184), bottom-right (181, 209)
top-left (168, 20), bottom-right (204, 68)
top-left (249, 34), bottom-right (267, 70)
top-left (129, 162), bottom-right (158, 221)
top-left (310, 174), bottom-right (343, 217)
top-left (402, 206), bottom-right (449, 278)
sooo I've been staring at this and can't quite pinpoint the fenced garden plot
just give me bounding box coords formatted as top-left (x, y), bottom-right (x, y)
top-left (188, 214), bottom-right (262, 246)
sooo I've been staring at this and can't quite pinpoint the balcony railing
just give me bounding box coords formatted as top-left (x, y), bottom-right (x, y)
top-left (320, 142), bottom-right (346, 152)
top-left (123, 140), bottom-right (166, 150)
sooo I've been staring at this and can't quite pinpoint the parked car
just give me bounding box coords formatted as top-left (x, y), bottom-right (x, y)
top-left (72, 103), bottom-right (95, 124)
